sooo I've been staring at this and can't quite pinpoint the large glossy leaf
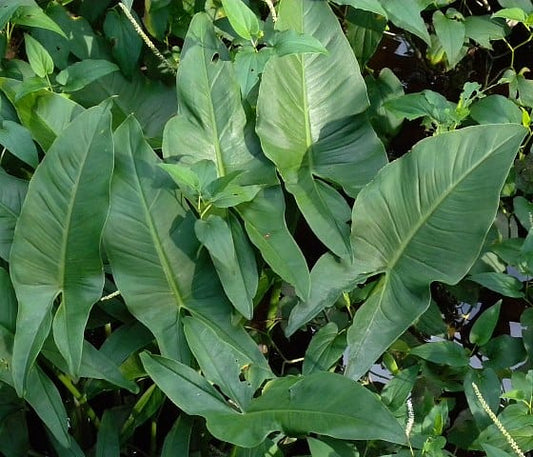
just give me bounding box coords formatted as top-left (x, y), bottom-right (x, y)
top-left (105, 117), bottom-right (270, 375)
top-left (10, 105), bottom-right (113, 393)
top-left (344, 124), bottom-right (526, 379)
top-left (256, 0), bottom-right (387, 257)
top-left (104, 116), bottom-right (194, 361)
top-left (141, 352), bottom-right (406, 447)
top-left (0, 169), bottom-right (27, 262)
top-left (163, 12), bottom-right (261, 178)
top-left (163, 12), bottom-right (309, 299)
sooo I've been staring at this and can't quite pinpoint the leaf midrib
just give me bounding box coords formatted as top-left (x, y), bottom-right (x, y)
top-left (386, 134), bottom-right (515, 273)
top-left (201, 47), bottom-right (226, 178)
top-left (130, 151), bottom-right (187, 309)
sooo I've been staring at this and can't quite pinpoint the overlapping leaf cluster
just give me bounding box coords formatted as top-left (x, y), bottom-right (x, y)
top-left (0, 0), bottom-right (532, 456)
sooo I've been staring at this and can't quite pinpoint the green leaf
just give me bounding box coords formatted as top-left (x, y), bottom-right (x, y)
top-left (380, 365), bottom-right (419, 412)
top-left (26, 367), bottom-right (72, 448)
top-left (308, 436), bottom-right (359, 457)
top-left (142, 352), bottom-right (407, 447)
top-left (0, 383), bottom-right (28, 457)
top-left (164, 13), bottom-right (309, 297)
top-left (41, 338), bottom-right (138, 393)
top-left (238, 187), bottom-right (310, 299)
top-left (480, 335), bottom-right (526, 370)
top-left (103, 8), bottom-right (142, 77)
top-left (233, 442), bottom-right (283, 457)
top-left (469, 272), bottom-right (524, 298)
top-left (0, 0), bottom-right (35, 31)
top-left (0, 268), bottom-right (17, 333)
top-left (345, 124), bottom-right (526, 380)
top-left (0, 120), bottom-right (38, 168)
top-left (0, 325), bottom-right (71, 447)
top-left (221, 0), bottom-right (261, 40)
top-left (140, 352), bottom-right (238, 417)
top-left (365, 67), bottom-right (405, 144)
top-left (120, 384), bottom-right (165, 440)
top-left (476, 404), bottom-right (533, 453)
top-left (433, 10), bottom-right (466, 67)
top-left (161, 415), bottom-right (193, 457)
top-left (14, 76), bottom-right (49, 102)
top-left (234, 46), bottom-right (272, 98)
top-left (46, 432), bottom-right (84, 457)
top-left (410, 341), bottom-right (469, 367)
top-left (183, 316), bottom-right (256, 411)
top-left (380, 0), bottom-right (431, 45)
top-left (12, 5), bottom-right (66, 38)
top-left (464, 15), bottom-right (506, 50)
top-left (24, 33), bottom-right (54, 78)
top-left (0, 169), bottom-right (27, 262)
top-left (345, 7), bottom-right (387, 67)
top-left (492, 7), bottom-right (528, 22)
top-left (10, 105), bottom-right (113, 393)
top-left (470, 95), bottom-right (523, 125)
top-left (514, 196), bottom-right (533, 230)
top-left (302, 322), bottom-right (346, 375)
top-left (56, 59), bottom-right (119, 92)
top-left (332, 0), bottom-right (386, 16)
top-left (73, 71), bottom-right (175, 145)
top-left (270, 29), bottom-right (327, 56)
top-left (163, 13), bottom-right (268, 183)
top-left (30, 2), bottom-right (112, 69)
top-left (469, 301), bottom-right (502, 346)
top-left (96, 409), bottom-right (122, 457)
top-left (0, 78), bottom-right (85, 151)
top-left (482, 444), bottom-right (514, 457)
top-left (103, 116), bottom-right (192, 361)
top-left (286, 253), bottom-right (369, 335)
top-left (256, 0), bottom-right (387, 257)
top-left (465, 368), bottom-right (501, 430)
top-left (386, 90), bottom-right (455, 124)
top-left (194, 214), bottom-right (257, 319)
top-left (498, 0), bottom-right (533, 13)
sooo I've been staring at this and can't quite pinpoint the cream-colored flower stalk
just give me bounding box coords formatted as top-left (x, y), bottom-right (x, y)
top-left (471, 382), bottom-right (526, 457)
top-left (117, 2), bottom-right (176, 74)
top-left (405, 397), bottom-right (415, 438)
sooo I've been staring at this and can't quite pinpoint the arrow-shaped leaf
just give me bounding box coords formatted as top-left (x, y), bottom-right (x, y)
top-left (256, 0), bottom-right (386, 257)
top-left (345, 124), bottom-right (526, 379)
top-left (10, 104), bottom-right (113, 393)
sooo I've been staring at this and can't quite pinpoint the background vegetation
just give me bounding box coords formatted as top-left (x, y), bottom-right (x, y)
top-left (0, 0), bottom-right (532, 456)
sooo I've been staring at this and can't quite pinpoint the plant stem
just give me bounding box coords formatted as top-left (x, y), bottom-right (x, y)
top-left (57, 372), bottom-right (101, 429)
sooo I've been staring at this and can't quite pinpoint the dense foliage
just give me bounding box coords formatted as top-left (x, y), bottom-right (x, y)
top-left (0, 0), bottom-right (533, 455)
